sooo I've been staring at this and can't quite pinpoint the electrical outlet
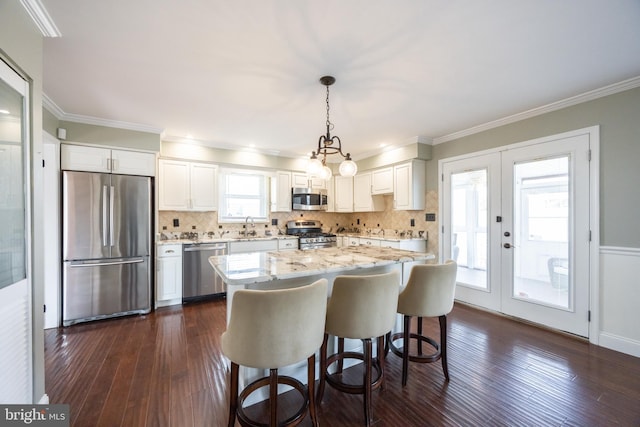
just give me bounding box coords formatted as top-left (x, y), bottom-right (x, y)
top-left (425, 213), bottom-right (436, 221)
top-left (410, 219), bottom-right (415, 227)
top-left (172, 218), bottom-right (179, 227)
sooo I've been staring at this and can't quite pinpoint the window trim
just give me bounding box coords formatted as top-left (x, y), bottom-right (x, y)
top-left (217, 168), bottom-right (271, 224)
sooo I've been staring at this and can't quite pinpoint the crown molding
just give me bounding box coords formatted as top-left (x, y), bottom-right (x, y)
top-left (433, 76), bottom-right (640, 145)
top-left (62, 113), bottom-right (164, 135)
top-left (42, 93), bottom-right (64, 119)
top-left (20, 0), bottom-right (61, 37)
top-left (42, 93), bottom-right (163, 134)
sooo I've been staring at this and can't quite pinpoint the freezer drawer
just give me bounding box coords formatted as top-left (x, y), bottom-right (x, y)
top-left (62, 257), bottom-right (150, 326)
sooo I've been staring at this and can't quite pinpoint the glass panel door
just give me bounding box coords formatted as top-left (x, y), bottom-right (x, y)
top-left (501, 135), bottom-right (590, 337)
top-left (451, 168), bottom-right (488, 289)
top-left (442, 131), bottom-right (592, 337)
top-left (512, 157), bottom-right (570, 309)
top-left (442, 152), bottom-right (501, 312)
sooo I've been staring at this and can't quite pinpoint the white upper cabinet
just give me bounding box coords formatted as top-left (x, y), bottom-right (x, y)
top-left (371, 167), bottom-right (393, 195)
top-left (393, 160), bottom-right (426, 210)
top-left (353, 172), bottom-right (384, 212)
top-left (61, 144), bottom-right (156, 176)
top-left (292, 172), bottom-right (326, 189)
top-left (190, 163), bottom-right (218, 210)
top-left (334, 175), bottom-right (353, 212)
top-left (158, 159), bottom-right (217, 211)
top-left (271, 171), bottom-right (292, 212)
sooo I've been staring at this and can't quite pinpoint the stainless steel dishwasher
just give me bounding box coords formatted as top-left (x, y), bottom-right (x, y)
top-left (182, 242), bottom-right (228, 302)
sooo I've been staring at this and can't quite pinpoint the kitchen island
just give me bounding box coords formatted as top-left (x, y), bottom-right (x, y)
top-left (208, 245), bottom-right (435, 405)
top-left (209, 245), bottom-right (435, 321)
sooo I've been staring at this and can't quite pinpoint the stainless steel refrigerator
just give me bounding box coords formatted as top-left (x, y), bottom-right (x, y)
top-left (62, 170), bottom-right (152, 326)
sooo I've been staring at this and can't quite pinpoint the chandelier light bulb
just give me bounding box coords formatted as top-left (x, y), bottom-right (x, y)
top-left (307, 156), bottom-right (323, 176)
top-left (320, 165), bottom-right (333, 180)
top-left (339, 159), bottom-right (358, 177)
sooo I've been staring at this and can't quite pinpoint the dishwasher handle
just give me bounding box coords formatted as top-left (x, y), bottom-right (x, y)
top-left (183, 244), bottom-right (228, 252)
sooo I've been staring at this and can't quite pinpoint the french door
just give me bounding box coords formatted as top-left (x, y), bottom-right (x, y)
top-left (442, 130), bottom-right (594, 337)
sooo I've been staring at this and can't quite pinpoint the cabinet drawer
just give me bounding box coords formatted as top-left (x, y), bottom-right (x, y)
top-left (158, 244), bottom-right (182, 257)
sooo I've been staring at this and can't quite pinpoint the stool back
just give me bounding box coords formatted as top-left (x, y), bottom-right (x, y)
top-left (398, 260), bottom-right (457, 317)
top-left (326, 271), bottom-right (400, 339)
top-left (221, 279), bottom-right (328, 369)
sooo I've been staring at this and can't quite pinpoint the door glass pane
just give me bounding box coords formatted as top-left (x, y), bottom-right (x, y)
top-left (0, 78), bottom-right (26, 289)
top-left (451, 169), bottom-right (488, 289)
top-left (513, 156), bottom-right (569, 309)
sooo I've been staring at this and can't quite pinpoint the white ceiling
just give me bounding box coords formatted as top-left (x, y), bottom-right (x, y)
top-left (40, 0), bottom-right (640, 160)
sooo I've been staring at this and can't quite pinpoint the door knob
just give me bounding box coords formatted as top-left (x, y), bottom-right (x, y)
top-left (503, 243), bottom-right (511, 249)
top-left (504, 231), bottom-right (510, 237)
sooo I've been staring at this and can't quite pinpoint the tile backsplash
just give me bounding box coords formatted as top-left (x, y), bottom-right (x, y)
top-left (158, 191), bottom-right (439, 254)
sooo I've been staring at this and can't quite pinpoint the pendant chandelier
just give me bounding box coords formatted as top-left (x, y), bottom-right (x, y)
top-left (307, 76), bottom-right (358, 179)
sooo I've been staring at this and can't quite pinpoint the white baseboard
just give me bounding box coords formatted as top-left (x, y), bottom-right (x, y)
top-left (38, 394), bottom-right (49, 404)
top-left (598, 332), bottom-right (640, 358)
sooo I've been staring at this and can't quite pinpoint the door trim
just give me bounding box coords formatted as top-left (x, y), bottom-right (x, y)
top-left (438, 126), bottom-right (600, 344)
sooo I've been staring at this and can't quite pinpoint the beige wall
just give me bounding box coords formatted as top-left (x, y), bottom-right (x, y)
top-left (60, 121), bottom-right (161, 152)
top-left (0, 0), bottom-right (46, 403)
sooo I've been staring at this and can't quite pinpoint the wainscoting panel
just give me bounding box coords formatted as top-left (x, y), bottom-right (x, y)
top-left (599, 246), bottom-right (640, 357)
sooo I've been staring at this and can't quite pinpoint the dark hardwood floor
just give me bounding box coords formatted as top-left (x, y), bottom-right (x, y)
top-left (45, 298), bottom-right (640, 426)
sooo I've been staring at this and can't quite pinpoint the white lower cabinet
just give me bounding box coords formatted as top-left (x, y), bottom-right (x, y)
top-left (156, 244), bottom-right (182, 307)
top-left (358, 237), bottom-right (381, 247)
top-left (345, 236), bottom-right (360, 246)
top-left (277, 239), bottom-right (298, 250)
top-left (229, 239), bottom-right (278, 254)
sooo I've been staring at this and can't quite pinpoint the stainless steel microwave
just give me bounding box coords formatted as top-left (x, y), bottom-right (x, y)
top-left (291, 187), bottom-right (328, 211)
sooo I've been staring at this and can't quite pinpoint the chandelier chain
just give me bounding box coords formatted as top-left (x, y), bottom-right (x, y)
top-left (325, 85), bottom-right (333, 131)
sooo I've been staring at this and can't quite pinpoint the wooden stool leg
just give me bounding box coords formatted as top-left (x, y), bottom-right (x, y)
top-left (337, 337), bottom-right (345, 373)
top-left (402, 315), bottom-right (410, 387)
top-left (307, 353), bottom-right (319, 427)
top-left (316, 333), bottom-right (328, 407)
top-left (439, 314), bottom-right (449, 381)
top-left (228, 362), bottom-right (239, 427)
top-left (363, 338), bottom-right (373, 427)
top-left (377, 335), bottom-right (386, 391)
top-left (417, 317), bottom-right (423, 355)
top-left (269, 368), bottom-right (278, 426)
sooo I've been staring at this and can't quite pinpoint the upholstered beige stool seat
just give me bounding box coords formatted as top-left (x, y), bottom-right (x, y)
top-left (389, 261), bottom-right (457, 386)
top-left (316, 271), bottom-right (400, 427)
top-left (222, 279), bottom-right (328, 427)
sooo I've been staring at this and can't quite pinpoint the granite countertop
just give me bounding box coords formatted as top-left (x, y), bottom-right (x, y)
top-left (208, 245), bottom-right (435, 286)
top-left (157, 235), bottom-right (298, 245)
top-left (337, 233), bottom-right (427, 242)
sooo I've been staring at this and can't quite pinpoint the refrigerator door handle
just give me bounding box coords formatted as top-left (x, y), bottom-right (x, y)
top-left (69, 258), bottom-right (144, 268)
top-left (109, 185), bottom-right (115, 246)
top-left (102, 184), bottom-right (108, 247)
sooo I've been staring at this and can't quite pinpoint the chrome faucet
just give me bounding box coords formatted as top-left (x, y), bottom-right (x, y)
top-left (244, 216), bottom-right (255, 237)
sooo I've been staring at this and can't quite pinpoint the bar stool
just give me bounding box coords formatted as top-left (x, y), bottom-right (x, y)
top-left (388, 260), bottom-right (457, 386)
top-left (221, 279), bottom-right (328, 427)
top-left (316, 271), bottom-right (400, 426)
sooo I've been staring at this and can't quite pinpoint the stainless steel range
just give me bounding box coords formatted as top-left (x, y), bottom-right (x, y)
top-left (286, 220), bottom-right (337, 250)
